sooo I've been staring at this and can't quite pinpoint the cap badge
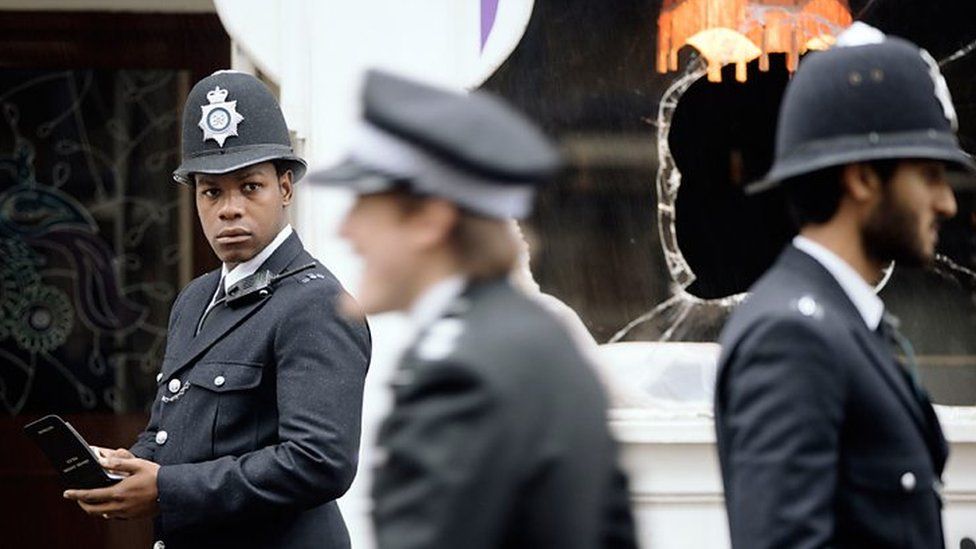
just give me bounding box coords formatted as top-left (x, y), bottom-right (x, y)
top-left (918, 49), bottom-right (959, 131)
top-left (198, 86), bottom-right (245, 147)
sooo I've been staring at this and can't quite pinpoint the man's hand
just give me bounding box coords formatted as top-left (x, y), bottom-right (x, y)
top-left (63, 457), bottom-right (161, 520)
top-left (90, 446), bottom-right (135, 477)
top-left (91, 446), bottom-right (134, 460)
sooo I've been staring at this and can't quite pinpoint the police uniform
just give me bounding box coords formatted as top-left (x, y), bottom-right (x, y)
top-left (715, 24), bottom-right (976, 548)
top-left (310, 70), bottom-right (637, 549)
top-left (130, 71), bottom-right (371, 549)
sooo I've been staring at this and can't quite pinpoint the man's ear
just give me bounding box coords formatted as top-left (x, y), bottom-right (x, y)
top-left (841, 162), bottom-right (882, 203)
top-left (278, 170), bottom-right (294, 206)
top-left (413, 198), bottom-right (459, 248)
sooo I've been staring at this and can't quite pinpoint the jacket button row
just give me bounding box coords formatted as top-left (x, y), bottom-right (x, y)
top-left (155, 431), bottom-right (168, 445)
top-left (214, 375), bottom-right (226, 387)
top-left (168, 379), bottom-right (181, 393)
top-left (155, 373), bottom-right (162, 383)
top-left (153, 541), bottom-right (165, 549)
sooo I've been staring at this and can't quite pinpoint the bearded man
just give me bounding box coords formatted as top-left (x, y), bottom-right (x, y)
top-left (715, 23), bottom-right (976, 549)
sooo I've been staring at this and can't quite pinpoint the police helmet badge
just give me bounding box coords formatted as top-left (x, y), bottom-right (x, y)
top-left (198, 85), bottom-right (244, 147)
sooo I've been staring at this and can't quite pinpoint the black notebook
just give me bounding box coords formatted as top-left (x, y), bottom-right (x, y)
top-left (23, 415), bottom-right (124, 490)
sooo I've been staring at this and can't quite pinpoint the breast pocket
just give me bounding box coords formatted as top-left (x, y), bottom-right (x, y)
top-left (188, 360), bottom-right (266, 457)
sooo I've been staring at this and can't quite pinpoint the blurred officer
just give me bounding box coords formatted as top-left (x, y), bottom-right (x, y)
top-left (64, 70), bottom-right (371, 549)
top-left (715, 23), bottom-right (976, 548)
top-left (309, 70), bottom-right (637, 549)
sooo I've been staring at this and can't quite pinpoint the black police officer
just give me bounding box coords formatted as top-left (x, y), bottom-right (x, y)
top-left (715, 23), bottom-right (976, 548)
top-left (309, 69), bottom-right (637, 549)
top-left (65, 70), bottom-right (371, 549)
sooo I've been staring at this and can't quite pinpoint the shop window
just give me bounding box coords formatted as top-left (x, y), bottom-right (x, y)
top-left (0, 12), bottom-right (228, 548)
top-left (0, 69), bottom-right (193, 415)
top-left (483, 0), bottom-right (976, 405)
top-left (0, 12), bottom-right (227, 416)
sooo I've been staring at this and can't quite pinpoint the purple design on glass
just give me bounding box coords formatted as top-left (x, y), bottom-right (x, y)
top-left (481, 0), bottom-right (500, 52)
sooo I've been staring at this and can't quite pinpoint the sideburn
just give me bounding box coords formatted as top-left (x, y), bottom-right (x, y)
top-left (862, 186), bottom-right (928, 268)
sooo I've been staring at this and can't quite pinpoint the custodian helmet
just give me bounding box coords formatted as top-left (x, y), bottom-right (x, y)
top-left (173, 70), bottom-right (306, 185)
top-left (748, 23), bottom-right (976, 194)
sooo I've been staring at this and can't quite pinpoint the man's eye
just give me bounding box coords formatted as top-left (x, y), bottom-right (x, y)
top-left (243, 183), bottom-right (261, 192)
top-left (924, 166), bottom-right (945, 184)
top-left (201, 188), bottom-right (219, 198)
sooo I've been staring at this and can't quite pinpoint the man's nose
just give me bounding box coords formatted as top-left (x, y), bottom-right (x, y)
top-left (935, 181), bottom-right (958, 219)
top-left (218, 193), bottom-right (245, 220)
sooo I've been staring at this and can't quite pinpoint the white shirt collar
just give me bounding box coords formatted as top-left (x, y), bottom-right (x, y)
top-left (792, 235), bottom-right (884, 330)
top-left (220, 224), bottom-right (293, 293)
top-left (408, 275), bottom-right (467, 331)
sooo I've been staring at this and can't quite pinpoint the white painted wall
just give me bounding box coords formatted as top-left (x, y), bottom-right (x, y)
top-left (0, 0), bottom-right (214, 11)
top-left (612, 405), bottom-right (976, 548)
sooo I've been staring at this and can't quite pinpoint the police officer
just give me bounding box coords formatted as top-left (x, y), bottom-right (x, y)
top-left (715, 23), bottom-right (976, 548)
top-left (64, 70), bottom-right (371, 549)
top-left (309, 70), bottom-right (637, 549)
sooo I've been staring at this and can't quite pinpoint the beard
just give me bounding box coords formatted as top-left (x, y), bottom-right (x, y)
top-left (862, 189), bottom-right (933, 268)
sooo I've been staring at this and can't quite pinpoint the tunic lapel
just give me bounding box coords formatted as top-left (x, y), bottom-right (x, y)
top-left (852, 326), bottom-right (949, 471)
top-left (162, 232), bottom-right (306, 379)
top-left (851, 325), bottom-right (929, 436)
top-left (783, 247), bottom-right (945, 468)
top-left (182, 270), bottom-right (220, 344)
top-left (392, 280), bottom-right (479, 382)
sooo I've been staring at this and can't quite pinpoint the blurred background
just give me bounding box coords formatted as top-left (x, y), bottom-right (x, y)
top-left (0, 1), bottom-right (974, 547)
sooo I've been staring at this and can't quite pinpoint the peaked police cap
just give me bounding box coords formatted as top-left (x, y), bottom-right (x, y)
top-left (308, 69), bottom-right (562, 219)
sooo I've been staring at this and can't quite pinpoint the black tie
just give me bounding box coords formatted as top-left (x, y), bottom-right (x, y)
top-left (877, 313), bottom-right (949, 466)
top-left (196, 278), bottom-right (226, 335)
top-left (877, 312), bottom-right (925, 399)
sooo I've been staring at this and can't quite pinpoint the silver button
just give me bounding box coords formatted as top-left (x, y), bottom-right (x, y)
top-left (153, 541), bottom-right (166, 549)
top-left (155, 373), bottom-right (163, 383)
top-left (168, 379), bottom-right (181, 393)
top-left (155, 431), bottom-right (168, 445)
top-left (214, 375), bottom-right (226, 387)
top-left (797, 296), bottom-right (818, 317)
top-left (901, 472), bottom-right (917, 492)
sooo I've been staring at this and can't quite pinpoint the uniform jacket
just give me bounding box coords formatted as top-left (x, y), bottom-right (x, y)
top-left (130, 232), bottom-right (371, 549)
top-left (371, 278), bottom-right (637, 549)
top-left (715, 245), bottom-right (948, 548)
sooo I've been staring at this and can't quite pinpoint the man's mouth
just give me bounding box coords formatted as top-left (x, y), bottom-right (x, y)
top-left (216, 228), bottom-right (252, 244)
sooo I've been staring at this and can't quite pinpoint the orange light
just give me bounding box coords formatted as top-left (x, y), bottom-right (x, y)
top-left (656, 0), bottom-right (852, 82)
